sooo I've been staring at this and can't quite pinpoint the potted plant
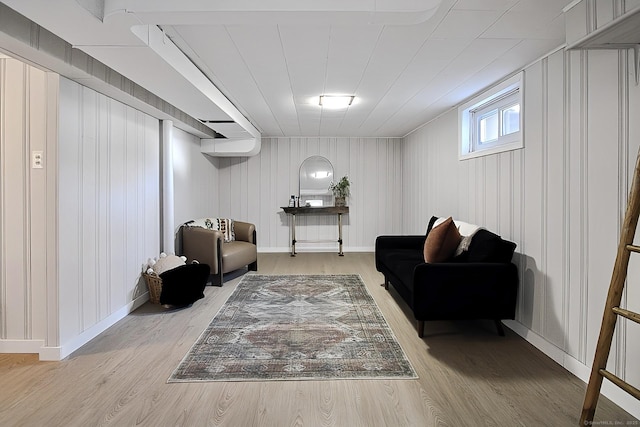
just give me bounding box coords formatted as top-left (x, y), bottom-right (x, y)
top-left (329, 175), bottom-right (350, 207)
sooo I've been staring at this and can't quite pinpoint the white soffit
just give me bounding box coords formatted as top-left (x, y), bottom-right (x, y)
top-left (103, 0), bottom-right (443, 25)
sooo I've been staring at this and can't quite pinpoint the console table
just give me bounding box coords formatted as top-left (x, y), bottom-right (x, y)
top-left (281, 206), bottom-right (349, 256)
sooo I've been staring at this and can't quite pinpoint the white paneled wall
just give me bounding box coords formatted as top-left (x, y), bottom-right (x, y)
top-left (57, 77), bottom-right (160, 359)
top-left (402, 48), bottom-right (640, 418)
top-left (214, 137), bottom-right (403, 252)
top-left (0, 58), bottom-right (59, 357)
top-left (172, 127), bottom-right (219, 232)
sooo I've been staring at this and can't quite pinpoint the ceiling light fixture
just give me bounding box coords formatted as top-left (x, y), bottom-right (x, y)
top-left (312, 171), bottom-right (330, 179)
top-left (319, 95), bottom-right (354, 109)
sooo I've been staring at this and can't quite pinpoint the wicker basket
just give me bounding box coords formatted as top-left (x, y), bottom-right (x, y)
top-left (143, 272), bottom-right (163, 304)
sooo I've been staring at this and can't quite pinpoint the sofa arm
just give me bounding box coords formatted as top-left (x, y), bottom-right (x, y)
top-left (234, 221), bottom-right (256, 244)
top-left (412, 262), bottom-right (518, 321)
top-left (182, 227), bottom-right (223, 274)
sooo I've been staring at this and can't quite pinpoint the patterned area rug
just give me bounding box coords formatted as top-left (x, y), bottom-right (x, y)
top-left (168, 274), bottom-right (417, 382)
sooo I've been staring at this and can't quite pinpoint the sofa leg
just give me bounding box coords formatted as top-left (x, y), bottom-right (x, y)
top-left (384, 278), bottom-right (389, 290)
top-left (417, 320), bottom-right (425, 338)
top-left (494, 319), bottom-right (505, 336)
top-left (249, 260), bottom-right (258, 271)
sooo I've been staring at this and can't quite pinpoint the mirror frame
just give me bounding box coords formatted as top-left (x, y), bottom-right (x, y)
top-left (299, 156), bottom-right (334, 201)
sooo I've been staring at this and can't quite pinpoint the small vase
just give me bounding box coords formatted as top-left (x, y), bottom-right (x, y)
top-left (334, 196), bottom-right (346, 207)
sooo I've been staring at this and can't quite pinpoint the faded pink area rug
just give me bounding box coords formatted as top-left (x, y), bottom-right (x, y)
top-left (168, 274), bottom-right (417, 382)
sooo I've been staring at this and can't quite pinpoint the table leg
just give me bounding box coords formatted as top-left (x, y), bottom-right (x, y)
top-left (291, 214), bottom-right (297, 256)
top-left (338, 213), bottom-right (344, 256)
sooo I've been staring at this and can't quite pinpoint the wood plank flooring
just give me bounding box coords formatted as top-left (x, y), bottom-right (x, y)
top-left (0, 253), bottom-right (636, 426)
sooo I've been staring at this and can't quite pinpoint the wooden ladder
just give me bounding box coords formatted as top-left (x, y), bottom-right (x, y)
top-left (580, 150), bottom-right (640, 425)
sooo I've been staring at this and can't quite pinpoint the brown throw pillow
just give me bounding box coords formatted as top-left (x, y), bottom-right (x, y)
top-left (423, 217), bottom-right (462, 263)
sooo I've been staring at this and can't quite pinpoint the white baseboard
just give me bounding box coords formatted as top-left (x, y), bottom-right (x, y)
top-left (0, 339), bottom-right (45, 354)
top-left (502, 320), bottom-right (566, 365)
top-left (258, 246), bottom-right (374, 253)
top-left (504, 320), bottom-right (640, 420)
top-left (2, 292), bottom-right (150, 361)
top-left (49, 292), bottom-right (150, 360)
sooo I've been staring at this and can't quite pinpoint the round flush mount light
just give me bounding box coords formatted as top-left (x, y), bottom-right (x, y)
top-left (319, 95), bottom-right (355, 109)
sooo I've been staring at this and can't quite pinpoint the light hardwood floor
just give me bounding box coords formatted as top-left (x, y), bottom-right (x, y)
top-left (0, 253), bottom-right (636, 426)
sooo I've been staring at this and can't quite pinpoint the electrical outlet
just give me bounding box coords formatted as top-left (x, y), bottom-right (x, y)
top-left (32, 151), bottom-right (44, 169)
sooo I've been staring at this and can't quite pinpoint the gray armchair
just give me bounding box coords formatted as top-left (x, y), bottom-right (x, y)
top-left (181, 220), bottom-right (257, 286)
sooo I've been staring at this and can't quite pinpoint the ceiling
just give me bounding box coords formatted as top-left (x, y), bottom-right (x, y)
top-left (0, 0), bottom-right (571, 139)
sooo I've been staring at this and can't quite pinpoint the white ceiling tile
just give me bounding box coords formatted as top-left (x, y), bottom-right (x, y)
top-left (482, 10), bottom-right (565, 39)
top-left (171, 25), bottom-right (282, 135)
top-left (452, 0), bottom-right (519, 11)
top-left (372, 37), bottom-right (521, 133)
top-left (4, 0), bottom-right (577, 137)
top-left (324, 25), bottom-right (384, 94)
top-left (431, 10), bottom-right (503, 39)
top-left (511, 0), bottom-right (572, 13)
top-left (226, 25), bottom-right (301, 135)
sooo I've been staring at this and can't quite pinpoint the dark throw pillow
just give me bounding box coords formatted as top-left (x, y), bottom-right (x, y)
top-left (425, 216), bottom-right (439, 236)
top-left (423, 217), bottom-right (462, 263)
top-left (159, 263), bottom-right (210, 307)
top-left (465, 229), bottom-right (516, 263)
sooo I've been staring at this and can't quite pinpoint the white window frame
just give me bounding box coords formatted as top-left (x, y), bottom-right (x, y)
top-left (459, 72), bottom-right (523, 160)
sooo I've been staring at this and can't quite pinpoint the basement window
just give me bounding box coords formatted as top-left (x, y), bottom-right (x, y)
top-left (459, 72), bottom-right (523, 160)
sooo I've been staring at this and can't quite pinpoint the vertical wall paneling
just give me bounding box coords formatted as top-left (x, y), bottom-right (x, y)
top-left (565, 48), bottom-right (588, 363)
top-left (595, 0), bottom-right (616, 28)
top-left (213, 137), bottom-right (403, 252)
top-left (563, 49), bottom-right (573, 357)
top-left (625, 45), bottom-right (640, 394)
top-left (0, 58), bottom-right (58, 355)
top-left (579, 49), bottom-right (590, 364)
top-left (523, 60), bottom-right (545, 335)
top-left (615, 49), bottom-right (629, 380)
top-left (0, 59), bottom-right (5, 340)
top-left (44, 73), bottom-right (59, 351)
top-left (545, 52), bottom-right (567, 348)
top-left (57, 77), bottom-right (160, 359)
top-left (3, 59), bottom-right (28, 340)
top-left (400, 43), bottom-right (640, 418)
top-left (586, 50), bottom-right (620, 372)
top-left (172, 127), bottom-right (219, 232)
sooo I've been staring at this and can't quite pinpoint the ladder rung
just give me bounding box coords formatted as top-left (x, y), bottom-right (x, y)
top-left (626, 244), bottom-right (640, 253)
top-left (599, 369), bottom-right (640, 400)
top-left (612, 307), bottom-right (640, 324)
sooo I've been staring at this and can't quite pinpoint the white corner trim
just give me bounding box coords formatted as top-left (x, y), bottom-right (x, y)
top-left (43, 292), bottom-right (150, 361)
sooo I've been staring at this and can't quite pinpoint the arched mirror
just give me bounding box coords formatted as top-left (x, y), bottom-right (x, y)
top-left (299, 156), bottom-right (334, 207)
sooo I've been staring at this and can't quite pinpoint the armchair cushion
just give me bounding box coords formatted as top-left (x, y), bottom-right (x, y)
top-left (180, 220), bottom-right (258, 286)
top-left (187, 218), bottom-right (235, 242)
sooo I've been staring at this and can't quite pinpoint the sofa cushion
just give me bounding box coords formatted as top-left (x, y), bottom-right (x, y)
top-left (423, 217), bottom-right (462, 263)
top-left (466, 229), bottom-right (516, 263)
top-left (381, 250), bottom-right (424, 293)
